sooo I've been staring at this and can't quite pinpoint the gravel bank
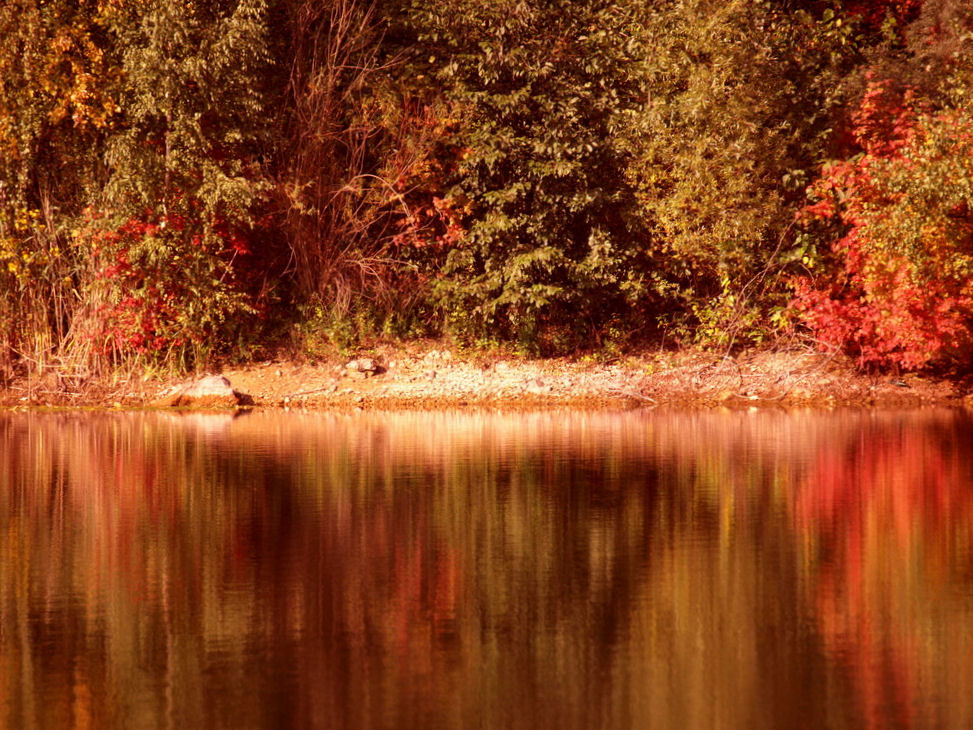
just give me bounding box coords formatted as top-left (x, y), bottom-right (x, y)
top-left (2, 346), bottom-right (968, 410)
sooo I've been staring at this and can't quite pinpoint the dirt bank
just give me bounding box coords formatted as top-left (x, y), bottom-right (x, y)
top-left (1, 344), bottom-right (969, 410)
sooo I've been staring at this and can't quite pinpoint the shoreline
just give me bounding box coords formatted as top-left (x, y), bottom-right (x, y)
top-left (2, 345), bottom-right (970, 411)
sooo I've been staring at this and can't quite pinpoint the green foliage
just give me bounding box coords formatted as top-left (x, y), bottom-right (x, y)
top-left (2, 0), bottom-right (971, 377)
top-left (86, 0), bottom-right (275, 366)
top-left (397, 0), bottom-right (663, 352)
top-left (104, 0), bottom-right (270, 216)
top-left (625, 0), bottom-right (866, 344)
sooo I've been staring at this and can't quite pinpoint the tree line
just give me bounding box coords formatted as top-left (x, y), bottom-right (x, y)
top-left (1, 0), bottom-right (971, 379)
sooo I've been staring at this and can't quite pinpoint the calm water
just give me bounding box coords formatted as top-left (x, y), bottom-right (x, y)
top-left (1, 408), bottom-right (973, 729)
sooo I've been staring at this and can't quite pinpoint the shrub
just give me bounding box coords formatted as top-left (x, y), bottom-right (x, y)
top-left (87, 0), bottom-right (275, 367)
top-left (794, 77), bottom-right (973, 369)
top-left (394, 0), bottom-right (662, 351)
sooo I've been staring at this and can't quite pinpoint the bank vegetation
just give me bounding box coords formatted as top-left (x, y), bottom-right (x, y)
top-left (2, 0), bottom-right (972, 391)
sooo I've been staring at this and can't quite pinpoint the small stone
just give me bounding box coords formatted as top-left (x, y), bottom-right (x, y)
top-left (346, 357), bottom-right (383, 377)
top-left (526, 377), bottom-right (553, 395)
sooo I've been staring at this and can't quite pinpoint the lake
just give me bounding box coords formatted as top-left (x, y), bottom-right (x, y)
top-left (1, 408), bottom-right (972, 729)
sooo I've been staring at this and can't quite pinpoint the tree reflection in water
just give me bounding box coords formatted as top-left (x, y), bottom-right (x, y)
top-left (0, 409), bottom-right (971, 729)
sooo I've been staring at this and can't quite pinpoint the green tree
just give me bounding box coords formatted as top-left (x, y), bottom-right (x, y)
top-left (396, 0), bottom-right (661, 352)
top-left (85, 0), bottom-right (275, 366)
top-left (626, 0), bottom-right (869, 345)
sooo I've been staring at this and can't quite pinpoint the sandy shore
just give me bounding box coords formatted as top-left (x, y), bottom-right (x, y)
top-left (2, 344), bottom-right (969, 410)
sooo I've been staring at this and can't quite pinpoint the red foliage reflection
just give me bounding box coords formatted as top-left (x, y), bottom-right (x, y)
top-left (793, 416), bottom-right (973, 729)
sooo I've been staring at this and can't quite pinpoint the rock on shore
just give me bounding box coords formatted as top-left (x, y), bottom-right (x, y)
top-left (150, 375), bottom-right (252, 408)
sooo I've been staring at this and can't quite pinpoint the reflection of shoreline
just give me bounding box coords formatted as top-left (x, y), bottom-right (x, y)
top-left (0, 410), bottom-right (670, 728)
top-left (182, 408), bottom-right (970, 469)
top-left (1, 410), bottom-right (972, 729)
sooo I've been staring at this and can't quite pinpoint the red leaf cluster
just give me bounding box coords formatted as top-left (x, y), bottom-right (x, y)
top-left (792, 78), bottom-right (973, 370)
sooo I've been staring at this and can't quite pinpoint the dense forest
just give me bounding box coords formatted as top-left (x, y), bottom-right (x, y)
top-left (1, 0), bottom-right (971, 380)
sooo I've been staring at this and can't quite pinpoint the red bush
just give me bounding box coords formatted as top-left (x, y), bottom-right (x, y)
top-left (792, 78), bottom-right (973, 370)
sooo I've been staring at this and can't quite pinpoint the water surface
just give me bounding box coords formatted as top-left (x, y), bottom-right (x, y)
top-left (2, 408), bottom-right (972, 729)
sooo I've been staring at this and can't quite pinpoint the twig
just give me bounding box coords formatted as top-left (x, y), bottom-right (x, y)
top-left (282, 385), bottom-right (337, 398)
top-left (609, 387), bottom-right (658, 406)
